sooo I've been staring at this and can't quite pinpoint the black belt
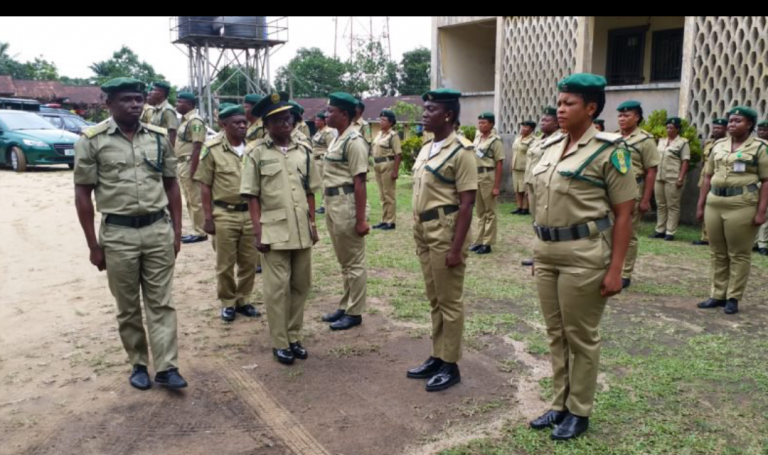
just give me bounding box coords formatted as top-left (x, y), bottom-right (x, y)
top-left (374, 156), bottom-right (395, 163)
top-left (534, 216), bottom-right (612, 242)
top-left (710, 184), bottom-right (759, 197)
top-left (105, 211), bottom-right (165, 229)
top-left (419, 205), bottom-right (459, 223)
top-left (214, 200), bottom-right (249, 212)
top-left (325, 185), bottom-right (354, 197)
top-left (477, 167), bottom-right (494, 174)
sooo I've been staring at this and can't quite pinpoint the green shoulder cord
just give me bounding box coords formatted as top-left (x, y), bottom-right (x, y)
top-left (324, 135), bottom-right (353, 163)
top-left (558, 142), bottom-right (617, 189)
top-left (483, 137), bottom-right (498, 158)
top-left (426, 144), bottom-right (464, 184)
top-left (143, 133), bottom-right (164, 173)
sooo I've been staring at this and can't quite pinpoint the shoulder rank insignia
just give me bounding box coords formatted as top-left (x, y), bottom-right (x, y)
top-left (610, 148), bottom-right (631, 174)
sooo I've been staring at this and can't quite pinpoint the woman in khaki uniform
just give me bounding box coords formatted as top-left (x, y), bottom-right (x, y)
top-left (696, 106), bottom-right (768, 315)
top-left (470, 112), bottom-right (504, 255)
top-left (528, 74), bottom-right (635, 440)
top-left (650, 117), bottom-right (690, 241)
top-left (693, 118), bottom-right (728, 246)
top-left (511, 121), bottom-right (536, 215)
top-left (371, 109), bottom-right (402, 231)
top-left (406, 89), bottom-right (477, 392)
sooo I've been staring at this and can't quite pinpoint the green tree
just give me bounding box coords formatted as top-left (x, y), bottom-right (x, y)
top-left (642, 110), bottom-right (703, 163)
top-left (88, 46), bottom-right (165, 86)
top-left (212, 65), bottom-right (270, 99)
top-left (349, 41), bottom-right (398, 96)
top-left (275, 48), bottom-right (356, 98)
top-left (0, 42), bottom-right (59, 81)
top-left (398, 47), bottom-right (430, 96)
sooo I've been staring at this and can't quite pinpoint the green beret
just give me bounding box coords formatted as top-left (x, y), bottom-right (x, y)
top-left (520, 120), bottom-right (536, 128)
top-left (218, 105), bottom-right (245, 120)
top-left (253, 92), bottom-right (291, 118)
top-left (758, 120), bottom-right (768, 128)
top-left (177, 92), bottom-right (196, 102)
top-left (558, 73), bottom-right (607, 93)
top-left (666, 117), bottom-right (682, 128)
top-left (152, 81), bottom-right (171, 93)
top-left (328, 92), bottom-right (358, 112)
top-left (315, 111), bottom-right (327, 119)
top-left (478, 112), bottom-right (495, 123)
top-left (355, 97), bottom-right (365, 109)
top-left (617, 100), bottom-right (642, 111)
top-left (593, 119), bottom-right (605, 125)
top-left (380, 109), bottom-right (396, 124)
top-left (100, 77), bottom-right (146, 94)
top-left (244, 94), bottom-right (263, 105)
top-left (422, 88), bottom-right (462, 102)
top-left (288, 101), bottom-right (305, 116)
top-left (712, 118), bottom-right (728, 126)
top-left (729, 106), bottom-right (758, 123)
top-left (543, 106), bottom-right (557, 116)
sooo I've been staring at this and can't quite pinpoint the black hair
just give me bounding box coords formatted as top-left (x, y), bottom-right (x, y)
top-left (343, 107), bottom-right (357, 122)
top-left (577, 92), bottom-right (605, 120)
top-left (627, 106), bottom-right (644, 125)
top-left (439, 100), bottom-right (461, 126)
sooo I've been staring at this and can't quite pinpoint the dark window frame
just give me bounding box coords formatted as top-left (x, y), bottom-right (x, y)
top-left (650, 28), bottom-right (684, 82)
top-left (606, 26), bottom-right (649, 86)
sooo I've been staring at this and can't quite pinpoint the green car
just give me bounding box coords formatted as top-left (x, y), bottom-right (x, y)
top-left (0, 110), bottom-right (81, 172)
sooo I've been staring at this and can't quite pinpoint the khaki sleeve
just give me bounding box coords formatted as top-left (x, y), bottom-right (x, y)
top-left (392, 133), bottom-right (402, 156)
top-left (73, 136), bottom-right (98, 185)
top-left (605, 149), bottom-right (638, 205)
top-left (681, 142), bottom-right (691, 161)
top-left (240, 149), bottom-right (261, 197)
top-left (189, 119), bottom-right (206, 143)
top-left (193, 147), bottom-right (214, 185)
top-left (347, 138), bottom-right (369, 176)
top-left (455, 148), bottom-right (479, 193)
top-left (162, 109), bottom-right (179, 131)
top-left (308, 150), bottom-right (322, 194)
top-left (642, 138), bottom-right (661, 169)
top-left (491, 138), bottom-right (504, 162)
top-left (161, 134), bottom-right (177, 178)
top-left (757, 143), bottom-right (768, 180)
top-left (704, 144), bottom-right (717, 175)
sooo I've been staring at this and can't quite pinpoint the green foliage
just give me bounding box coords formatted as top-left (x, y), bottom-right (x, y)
top-left (397, 47), bottom-right (431, 96)
top-left (88, 46), bottom-right (166, 87)
top-left (460, 125), bottom-right (477, 142)
top-left (399, 136), bottom-right (423, 174)
top-left (275, 48), bottom-right (360, 97)
top-left (0, 42), bottom-right (59, 81)
top-left (212, 65), bottom-right (270, 99)
top-left (642, 109), bottom-right (703, 163)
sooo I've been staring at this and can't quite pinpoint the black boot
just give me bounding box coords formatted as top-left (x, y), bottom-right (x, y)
top-left (530, 409), bottom-right (568, 430)
top-left (649, 231), bottom-right (665, 239)
top-left (621, 278), bottom-right (631, 289)
top-left (329, 314), bottom-right (362, 331)
top-left (154, 368), bottom-right (188, 389)
top-left (406, 357), bottom-right (444, 379)
top-left (289, 342), bottom-right (308, 360)
top-left (551, 413), bottom-right (589, 440)
top-left (321, 309), bottom-right (345, 323)
top-left (697, 298), bottom-right (726, 309)
top-left (129, 365), bottom-right (151, 390)
top-left (724, 298), bottom-right (739, 315)
top-left (426, 363), bottom-right (461, 392)
top-left (273, 348), bottom-right (295, 365)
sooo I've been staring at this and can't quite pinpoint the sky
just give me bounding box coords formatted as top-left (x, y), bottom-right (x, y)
top-left (0, 16), bottom-right (432, 87)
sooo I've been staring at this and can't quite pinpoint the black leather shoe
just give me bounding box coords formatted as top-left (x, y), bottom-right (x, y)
top-left (759, 248), bottom-right (768, 256)
top-left (129, 365), bottom-right (151, 390)
top-left (521, 259), bottom-right (534, 267)
top-left (372, 222), bottom-right (387, 229)
top-left (426, 363), bottom-right (461, 392)
top-left (753, 245), bottom-right (760, 252)
top-left (236, 304), bottom-right (261, 318)
top-left (520, 209), bottom-right (530, 215)
top-left (664, 235), bottom-right (675, 241)
top-left (154, 368), bottom-right (188, 389)
top-left (407, 356), bottom-right (444, 379)
top-left (530, 409), bottom-right (568, 430)
top-left (649, 231), bottom-right (665, 239)
top-left (316, 207), bottom-right (325, 214)
top-left (622, 278), bottom-right (631, 289)
top-left (511, 208), bottom-right (522, 215)
top-left (290, 342), bottom-right (308, 360)
top-left (379, 223), bottom-right (396, 230)
top-left (330, 314), bottom-right (362, 331)
top-left (221, 306), bottom-right (236, 322)
top-left (469, 244), bottom-right (480, 252)
top-left (321, 309), bottom-right (345, 323)
top-left (697, 298), bottom-right (726, 309)
top-left (692, 240), bottom-right (709, 246)
top-left (551, 413), bottom-right (589, 440)
top-left (181, 235), bottom-right (208, 244)
top-left (724, 298), bottom-right (739, 314)
top-left (475, 245), bottom-right (492, 255)
top-left (256, 266), bottom-right (262, 274)
top-left (273, 348), bottom-right (295, 365)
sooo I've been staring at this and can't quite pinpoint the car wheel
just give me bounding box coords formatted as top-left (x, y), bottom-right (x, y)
top-left (10, 146), bottom-right (27, 173)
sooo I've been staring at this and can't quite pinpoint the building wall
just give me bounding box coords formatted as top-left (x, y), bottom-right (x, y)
top-left (602, 84), bottom-right (680, 132)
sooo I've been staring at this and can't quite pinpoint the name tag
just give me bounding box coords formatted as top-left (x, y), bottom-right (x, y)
top-left (476, 149), bottom-right (485, 158)
top-left (734, 161), bottom-right (746, 173)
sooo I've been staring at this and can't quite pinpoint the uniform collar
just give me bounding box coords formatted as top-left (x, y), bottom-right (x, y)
top-left (220, 135), bottom-right (245, 155)
top-left (107, 117), bottom-right (151, 136)
top-left (563, 124), bottom-right (598, 158)
top-left (182, 109), bottom-right (198, 121)
top-left (156, 99), bottom-right (172, 111)
top-left (431, 132), bottom-right (458, 153)
top-left (263, 134), bottom-right (299, 151)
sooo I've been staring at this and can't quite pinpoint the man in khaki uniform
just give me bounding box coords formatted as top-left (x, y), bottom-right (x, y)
top-left (244, 94), bottom-right (266, 145)
top-left (312, 111), bottom-right (336, 215)
top-left (371, 109), bottom-right (402, 231)
top-left (287, 101), bottom-right (311, 142)
top-left (406, 89), bottom-right (477, 392)
top-left (528, 74), bottom-right (635, 440)
top-left (174, 92), bottom-right (208, 244)
top-left (511, 121), bottom-right (535, 215)
top-left (470, 112), bottom-right (503, 255)
top-left (693, 118), bottom-right (728, 246)
top-left (320, 92), bottom-right (370, 331)
top-left (194, 105), bottom-right (261, 322)
top-left (241, 93), bottom-right (321, 365)
top-left (697, 106), bottom-right (768, 315)
top-left (754, 120), bottom-right (768, 255)
top-left (352, 98), bottom-right (373, 145)
top-left (141, 81), bottom-right (179, 147)
top-left (616, 101), bottom-right (660, 289)
top-left (651, 117), bottom-right (690, 241)
top-left (74, 77), bottom-right (187, 390)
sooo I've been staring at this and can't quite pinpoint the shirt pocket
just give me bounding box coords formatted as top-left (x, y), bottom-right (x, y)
top-left (98, 149), bottom-right (126, 181)
top-left (260, 163), bottom-right (284, 190)
top-left (261, 208), bottom-right (290, 244)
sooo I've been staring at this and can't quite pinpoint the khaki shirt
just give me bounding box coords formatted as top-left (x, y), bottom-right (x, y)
top-left (705, 136), bottom-right (768, 188)
top-left (323, 126), bottom-right (369, 188)
top-left (295, 120), bottom-right (312, 144)
top-left (240, 137), bottom-right (320, 250)
top-left (473, 133), bottom-right (504, 169)
top-left (193, 135), bottom-right (248, 206)
top-left (371, 129), bottom-right (402, 159)
top-left (312, 126), bottom-right (336, 158)
top-left (291, 128), bottom-right (311, 145)
top-left (74, 119), bottom-right (177, 216)
top-left (525, 133), bottom-right (559, 185)
top-left (698, 138), bottom-right (718, 187)
top-left (621, 127), bottom-right (660, 180)
top-left (140, 104), bottom-right (154, 124)
top-left (176, 109), bottom-right (206, 158)
top-left (352, 118), bottom-right (372, 145)
top-left (246, 118), bottom-right (265, 145)
top-left (512, 135), bottom-right (534, 171)
top-left (531, 127), bottom-right (636, 228)
top-left (412, 132), bottom-right (478, 216)
top-left (657, 136), bottom-right (691, 182)
top-left (143, 100), bottom-right (179, 131)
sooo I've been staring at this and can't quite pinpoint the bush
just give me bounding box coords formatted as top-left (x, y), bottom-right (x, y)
top-left (399, 136), bottom-right (423, 174)
top-left (641, 110), bottom-right (703, 163)
top-left (460, 125), bottom-right (476, 142)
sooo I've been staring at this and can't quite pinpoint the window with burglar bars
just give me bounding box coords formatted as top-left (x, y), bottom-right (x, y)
top-left (606, 27), bottom-right (647, 85)
top-left (651, 28), bottom-right (684, 82)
